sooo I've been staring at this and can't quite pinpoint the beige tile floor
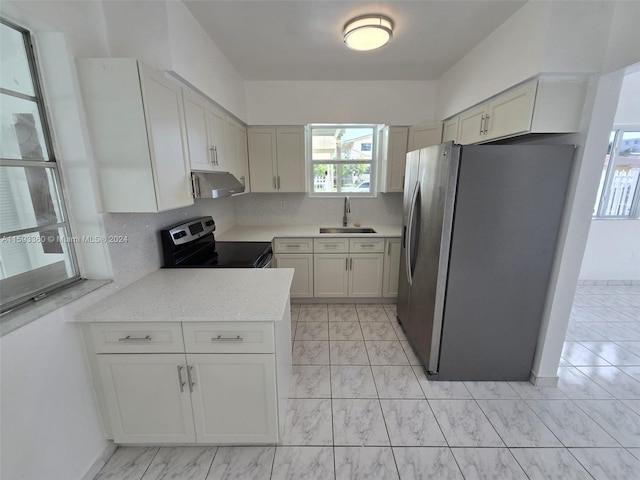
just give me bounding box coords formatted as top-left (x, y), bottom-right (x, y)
top-left (94, 285), bottom-right (640, 479)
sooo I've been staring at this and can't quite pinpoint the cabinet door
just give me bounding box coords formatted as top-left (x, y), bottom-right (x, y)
top-left (484, 80), bottom-right (537, 141)
top-left (314, 254), bottom-right (349, 297)
top-left (276, 127), bottom-right (305, 192)
top-left (224, 116), bottom-right (238, 177)
top-left (408, 122), bottom-right (443, 151)
top-left (383, 127), bottom-right (409, 193)
top-left (236, 124), bottom-right (250, 192)
top-left (188, 353), bottom-right (279, 444)
top-left (382, 238), bottom-right (401, 297)
top-left (248, 128), bottom-right (277, 192)
top-left (275, 254), bottom-right (313, 298)
top-left (349, 253), bottom-right (384, 297)
top-left (97, 354), bottom-right (195, 444)
top-left (207, 104), bottom-right (227, 172)
top-left (442, 117), bottom-right (459, 143)
top-left (457, 104), bottom-right (487, 145)
top-left (183, 89), bottom-right (214, 172)
top-left (138, 64), bottom-right (193, 211)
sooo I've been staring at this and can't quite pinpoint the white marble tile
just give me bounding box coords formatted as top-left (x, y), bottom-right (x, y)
top-left (573, 400), bottom-right (640, 447)
top-left (330, 340), bottom-right (370, 365)
top-left (617, 342), bottom-right (640, 357)
top-left (331, 366), bottom-right (378, 399)
top-left (392, 324), bottom-right (409, 341)
top-left (361, 322), bottom-right (398, 340)
top-left (356, 306), bottom-right (390, 322)
top-left (573, 294), bottom-right (606, 307)
top-left (623, 399), bottom-right (640, 416)
top-left (565, 322), bottom-right (608, 342)
top-left (619, 365), bottom-right (640, 382)
top-left (428, 400), bottom-right (504, 447)
top-left (271, 447), bottom-right (334, 480)
top-left (144, 447), bottom-right (215, 480)
top-left (328, 305), bottom-right (359, 322)
top-left (618, 306), bottom-right (640, 319)
top-left (282, 399), bottom-right (333, 445)
top-left (561, 342), bottom-right (611, 366)
top-left (298, 305), bottom-right (328, 322)
top-left (629, 448), bottom-right (640, 462)
top-left (556, 367), bottom-right (614, 399)
top-left (559, 358), bottom-right (572, 366)
top-left (580, 341), bottom-right (640, 365)
top-left (586, 322), bottom-right (640, 341)
top-left (365, 341), bottom-right (409, 365)
top-left (393, 447), bottom-right (463, 480)
top-left (332, 399), bottom-right (390, 446)
top-left (206, 447), bottom-right (274, 480)
top-left (463, 381), bottom-right (519, 399)
top-left (383, 304), bottom-right (397, 317)
top-left (525, 400), bottom-right (619, 447)
top-left (334, 447), bottom-right (399, 480)
top-left (412, 366), bottom-right (472, 399)
top-left (451, 448), bottom-right (527, 480)
top-left (400, 341), bottom-right (422, 366)
top-left (290, 305), bottom-right (300, 322)
top-left (290, 366), bottom-right (331, 398)
top-left (569, 448), bottom-right (640, 480)
top-left (476, 399), bottom-right (562, 447)
top-left (292, 341), bottom-right (330, 365)
top-left (508, 381), bottom-right (567, 400)
top-left (578, 366), bottom-right (640, 399)
top-left (295, 321), bottom-right (329, 341)
top-left (328, 322), bottom-right (363, 340)
top-left (380, 399), bottom-right (446, 446)
top-left (95, 447), bottom-right (158, 480)
top-left (371, 366), bottom-right (424, 399)
top-left (509, 448), bottom-right (591, 480)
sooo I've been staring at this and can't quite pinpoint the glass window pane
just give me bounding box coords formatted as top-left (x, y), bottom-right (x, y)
top-left (0, 93), bottom-right (50, 160)
top-left (311, 127), bottom-right (374, 161)
top-left (340, 163), bottom-right (372, 192)
top-left (0, 23), bottom-right (35, 96)
top-left (0, 166), bottom-right (64, 234)
top-left (0, 227), bottom-right (75, 306)
top-left (602, 131), bottom-right (640, 216)
top-left (313, 164), bottom-right (338, 193)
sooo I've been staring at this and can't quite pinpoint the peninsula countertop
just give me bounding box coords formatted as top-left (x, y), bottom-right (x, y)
top-left (75, 268), bottom-right (294, 323)
top-left (216, 224), bottom-right (402, 242)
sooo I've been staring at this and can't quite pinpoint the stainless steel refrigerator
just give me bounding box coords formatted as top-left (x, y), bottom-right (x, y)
top-left (397, 142), bottom-right (574, 381)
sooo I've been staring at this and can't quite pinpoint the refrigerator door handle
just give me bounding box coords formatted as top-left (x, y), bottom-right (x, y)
top-left (405, 180), bottom-right (419, 286)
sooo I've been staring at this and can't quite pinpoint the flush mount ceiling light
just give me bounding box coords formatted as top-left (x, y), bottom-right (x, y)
top-left (343, 15), bottom-right (394, 51)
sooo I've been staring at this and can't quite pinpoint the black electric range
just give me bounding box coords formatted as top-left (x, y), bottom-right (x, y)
top-left (161, 217), bottom-right (272, 269)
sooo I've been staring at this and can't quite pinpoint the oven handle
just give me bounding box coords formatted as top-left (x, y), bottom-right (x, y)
top-left (257, 250), bottom-right (274, 268)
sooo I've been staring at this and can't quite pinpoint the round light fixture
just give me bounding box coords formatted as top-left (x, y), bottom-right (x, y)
top-left (343, 15), bottom-right (394, 51)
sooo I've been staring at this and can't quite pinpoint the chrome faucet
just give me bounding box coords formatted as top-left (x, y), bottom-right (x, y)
top-left (343, 196), bottom-right (350, 227)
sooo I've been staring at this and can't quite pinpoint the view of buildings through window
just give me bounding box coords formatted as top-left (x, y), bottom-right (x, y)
top-left (309, 125), bottom-right (376, 195)
top-left (0, 19), bottom-right (79, 311)
top-left (594, 128), bottom-right (640, 218)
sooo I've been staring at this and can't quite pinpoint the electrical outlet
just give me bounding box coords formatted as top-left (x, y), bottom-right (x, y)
top-left (280, 201), bottom-right (286, 209)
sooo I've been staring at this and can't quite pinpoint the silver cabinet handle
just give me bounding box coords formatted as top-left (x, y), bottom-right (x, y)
top-left (277, 176), bottom-right (281, 190)
top-left (483, 114), bottom-right (490, 135)
top-left (350, 257), bottom-right (353, 270)
top-left (286, 244), bottom-right (301, 248)
top-left (479, 115), bottom-right (485, 135)
top-left (209, 146), bottom-right (215, 165)
top-left (387, 242), bottom-right (391, 255)
top-left (177, 365), bottom-right (185, 393)
top-left (186, 365), bottom-right (195, 393)
top-left (118, 335), bottom-right (151, 342)
top-left (345, 258), bottom-right (348, 270)
top-left (214, 146), bottom-right (218, 165)
top-left (360, 244), bottom-right (375, 247)
top-left (211, 334), bottom-right (244, 342)
top-left (273, 176), bottom-right (277, 190)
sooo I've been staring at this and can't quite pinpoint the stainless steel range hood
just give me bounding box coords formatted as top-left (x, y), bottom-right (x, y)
top-left (191, 171), bottom-right (245, 199)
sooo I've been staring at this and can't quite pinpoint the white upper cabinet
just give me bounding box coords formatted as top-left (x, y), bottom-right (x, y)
top-left (408, 122), bottom-right (444, 151)
top-left (449, 78), bottom-right (588, 145)
top-left (207, 104), bottom-right (227, 171)
top-left (236, 124), bottom-right (250, 191)
top-left (77, 59), bottom-right (193, 213)
top-left (379, 126), bottom-right (409, 193)
top-left (442, 116), bottom-right (459, 143)
top-left (248, 127), bottom-right (305, 193)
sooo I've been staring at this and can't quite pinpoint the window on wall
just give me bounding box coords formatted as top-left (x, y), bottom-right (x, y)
top-left (593, 127), bottom-right (640, 218)
top-left (0, 18), bottom-right (80, 312)
top-left (308, 125), bottom-right (377, 196)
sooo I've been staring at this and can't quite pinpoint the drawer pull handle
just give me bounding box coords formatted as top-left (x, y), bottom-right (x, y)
top-left (118, 335), bottom-right (152, 342)
top-left (360, 244), bottom-right (375, 247)
top-left (325, 244), bottom-right (338, 248)
top-left (211, 335), bottom-right (244, 342)
top-left (177, 365), bottom-right (185, 393)
top-left (286, 244), bottom-right (301, 248)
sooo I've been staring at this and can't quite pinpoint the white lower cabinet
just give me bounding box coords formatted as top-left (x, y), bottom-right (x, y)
top-left (349, 254), bottom-right (384, 297)
top-left (382, 238), bottom-right (401, 297)
top-left (314, 253), bottom-right (349, 297)
top-left (275, 254), bottom-right (313, 297)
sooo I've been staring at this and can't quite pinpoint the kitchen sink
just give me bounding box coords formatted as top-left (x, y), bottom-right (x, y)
top-left (319, 227), bottom-right (377, 234)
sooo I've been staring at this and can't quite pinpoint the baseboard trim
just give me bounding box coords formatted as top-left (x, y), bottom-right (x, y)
top-left (529, 371), bottom-right (559, 387)
top-left (81, 442), bottom-right (117, 480)
top-left (578, 279), bottom-right (640, 286)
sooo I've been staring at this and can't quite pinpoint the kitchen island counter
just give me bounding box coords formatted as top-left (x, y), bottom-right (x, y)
top-left (75, 268), bottom-right (294, 323)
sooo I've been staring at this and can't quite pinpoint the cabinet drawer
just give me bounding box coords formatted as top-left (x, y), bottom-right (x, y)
top-left (182, 322), bottom-right (275, 353)
top-left (314, 237), bottom-right (349, 253)
top-left (273, 237), bottom-right (313, 253)
top-left (89, 322), bottom-right (184, 353)
top-left (349, 238), bottom-right (385, 253)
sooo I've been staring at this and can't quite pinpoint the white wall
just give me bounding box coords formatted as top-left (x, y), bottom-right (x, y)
top-left (245, 80), bottom-right (437, 125)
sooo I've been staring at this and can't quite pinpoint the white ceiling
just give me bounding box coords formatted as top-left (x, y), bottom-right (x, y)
top-left (183, 0), bottom-right (528, 81)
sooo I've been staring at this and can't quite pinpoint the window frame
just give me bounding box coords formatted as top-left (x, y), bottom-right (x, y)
top-left (0, 17), bottom-right (80, 312)
top-left (306, 124), bottom-right (379, 198)
top-left (594, 125), bottom-right (640, 219)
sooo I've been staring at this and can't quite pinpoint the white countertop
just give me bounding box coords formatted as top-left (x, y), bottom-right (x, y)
top-left (75, 268), bottom-right (294, 323)
top-left (216, 224), bottom-right (402, 242)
